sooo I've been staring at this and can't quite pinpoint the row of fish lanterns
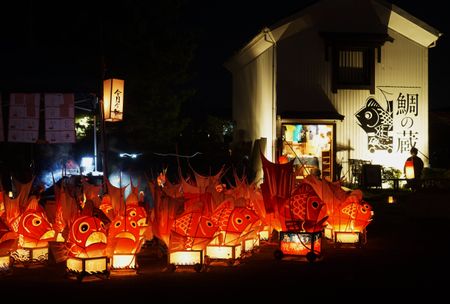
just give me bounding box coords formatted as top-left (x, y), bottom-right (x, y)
top-left (65, 78), bottom-right (126, 281)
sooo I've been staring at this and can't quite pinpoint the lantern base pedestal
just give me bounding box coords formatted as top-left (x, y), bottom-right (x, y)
top-left (204, 244), bottom-right (242, 267)
top-left (109, 254), bottom-right (138, 276)
top-left (332, 230), bottom-right (367, 248)
top-left (110, 268), bottom-right (137, 276)
top-left (167, 250), bottom-right (205, 273)
top-left (258, 230), bottom-right (271, 242)
top-left (0, 255), bottom-right (13, 275)
top-left (11, 246), bottom-right (49, 268)
top-left (275, 231), bottom-right (323, 263)
top-left (241, 237), bottom-right (260, 258)
top-left (66, 256), bottom-right (109, 282)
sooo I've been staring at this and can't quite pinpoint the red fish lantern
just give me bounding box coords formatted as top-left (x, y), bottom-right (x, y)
top-left (279, 183), bottom-right (328, 233)
top-left (338, 199), bottom-right (373, 232)
top-left (66, 216), bottom-right (107, 258)
top-left (8, 197), bottom-right (55, 264)
top-left (214, 207), bottom-right (259, 234)
top-left (17, 208), bottom-right (55, 248)
top-left (107, 215), bottom-right (141, 255)
top-left (125, 193), bottom-right (149, 250)
top-left (99, 194), bottom-right (115, 222)
top-left (172, 211), bottom-right (218, 250)
top-left (0, 218), bottom-right (18, 270)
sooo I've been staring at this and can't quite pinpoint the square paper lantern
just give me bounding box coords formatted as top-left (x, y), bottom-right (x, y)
top-left (259, 230), bottom-right (270, 241)
top-left (205, 244), bottom-right (241, 261)
top-left (168, 250), bottom-right (204, 272)
top-left (243, 238), bottom-right (260, 252)
top-left (103, 78), bottom-right (124, 122)
top-left (334, 231), bottom-right (365, 247)
top-left (169, 250), bottom-right (203, 266)
top-left (0, 255), bottom-right (12, 272)
top-left (66, 256), bottom-right (108, 280)
top-left (279, 231), bottom-right (322, 257)
top-left (405, 160), bottom-right (415, 179)
top-left (111, 254), bottom-right (137, 269)
top-left (11, 246), bottom-right (49, 265)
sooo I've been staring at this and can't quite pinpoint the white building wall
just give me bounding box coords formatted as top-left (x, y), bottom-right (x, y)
top-left (232, 47), bottom-right (275, 179)
top-left (334, 29), bottom-right (429, 178)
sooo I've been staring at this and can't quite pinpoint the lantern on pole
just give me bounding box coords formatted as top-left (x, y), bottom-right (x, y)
top-left (405, 160), bottom-right (415, 179)
top-left (103, 78), bottom-right (124, 122)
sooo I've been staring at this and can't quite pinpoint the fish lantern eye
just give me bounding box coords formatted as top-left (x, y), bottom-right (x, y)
top-left (245, 215), bottom-right (251, 220)
top-left (131, 221), bottom-right (137, 228)
top-left (364, 203), bottom-right (370, 210)
top-left (79, 222), bottom-right (90, 233)
top-left (130, 210), bottom-right (137, 217)
top-left (32, 218), bottom-right (42, 226)
top-left (311, 201), bottom-right (319, 209)
top-left (360, 207), bottom-right (367, 214)
top-left (365, 111), bottom-right (372, 119)
top-left (206, 221), bottom-right (213, 227)
top-left (114, 221), bottom-right (122, 228)
top-left (235, 218), bottom-right (243, 224)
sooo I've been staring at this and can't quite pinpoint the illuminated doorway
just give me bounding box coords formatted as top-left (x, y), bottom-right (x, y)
top-left (280, 123), bottom-right (334, 181)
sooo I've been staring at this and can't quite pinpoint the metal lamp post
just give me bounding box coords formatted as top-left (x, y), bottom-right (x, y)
top-left (100, 78), bottom-right (125, 182)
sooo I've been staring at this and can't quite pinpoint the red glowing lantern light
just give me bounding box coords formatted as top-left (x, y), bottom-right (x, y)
top-left (405, 160), bottom-right (415, 179)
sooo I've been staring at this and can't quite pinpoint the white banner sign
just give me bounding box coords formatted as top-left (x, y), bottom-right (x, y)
top-left (45, 93), bottom-right (75, 143)
top-left (8, 93), bottom-right (40, 143)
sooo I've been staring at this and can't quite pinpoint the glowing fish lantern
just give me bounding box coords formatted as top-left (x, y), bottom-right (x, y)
top-left (279, 183), bottom-right (328, 233)
top-left (65, 215), bottom-right (108, 278)
top-left (107, 214), bottom-right (140, 271)
top-left (168, 211), bottom-right (218, 272)
top-left (0, 218), bottom-right (18, 272)
top-left (11, 198), bottom-right (55, 265)
top-left (125, 193), bottom-right (150, 251)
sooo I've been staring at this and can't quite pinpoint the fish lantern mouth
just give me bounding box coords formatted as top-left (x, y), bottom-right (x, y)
top-left (86, 232), bottom-right (107, 247)
top-left (40, 229), bottom-right (56, 241)
top-left (115, 232), bottom-right (136, 242)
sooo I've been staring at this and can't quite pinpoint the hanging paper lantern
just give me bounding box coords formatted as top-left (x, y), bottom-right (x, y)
top-left (103, 78), bottom-right (124, 122)
top-left (405, 160), bottom-right (415, 179)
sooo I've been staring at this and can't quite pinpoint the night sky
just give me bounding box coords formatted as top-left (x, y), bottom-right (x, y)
top-left (1, 0), bottom-right (448, 119)
top-left (186, 0), bottom-right (450, 113)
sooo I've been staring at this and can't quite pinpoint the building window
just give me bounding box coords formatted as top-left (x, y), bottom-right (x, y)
top-left (332, 47), bottom-right (375, 93)
top-left (320, 32), bottom-right (393, 95)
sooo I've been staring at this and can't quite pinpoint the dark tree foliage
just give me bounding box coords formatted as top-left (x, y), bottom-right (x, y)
top-left (97, 0), bottom-right (196, 154)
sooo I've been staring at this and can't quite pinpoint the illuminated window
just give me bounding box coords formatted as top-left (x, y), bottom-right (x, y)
top-left (321, 32), bottom-right (393, 94)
